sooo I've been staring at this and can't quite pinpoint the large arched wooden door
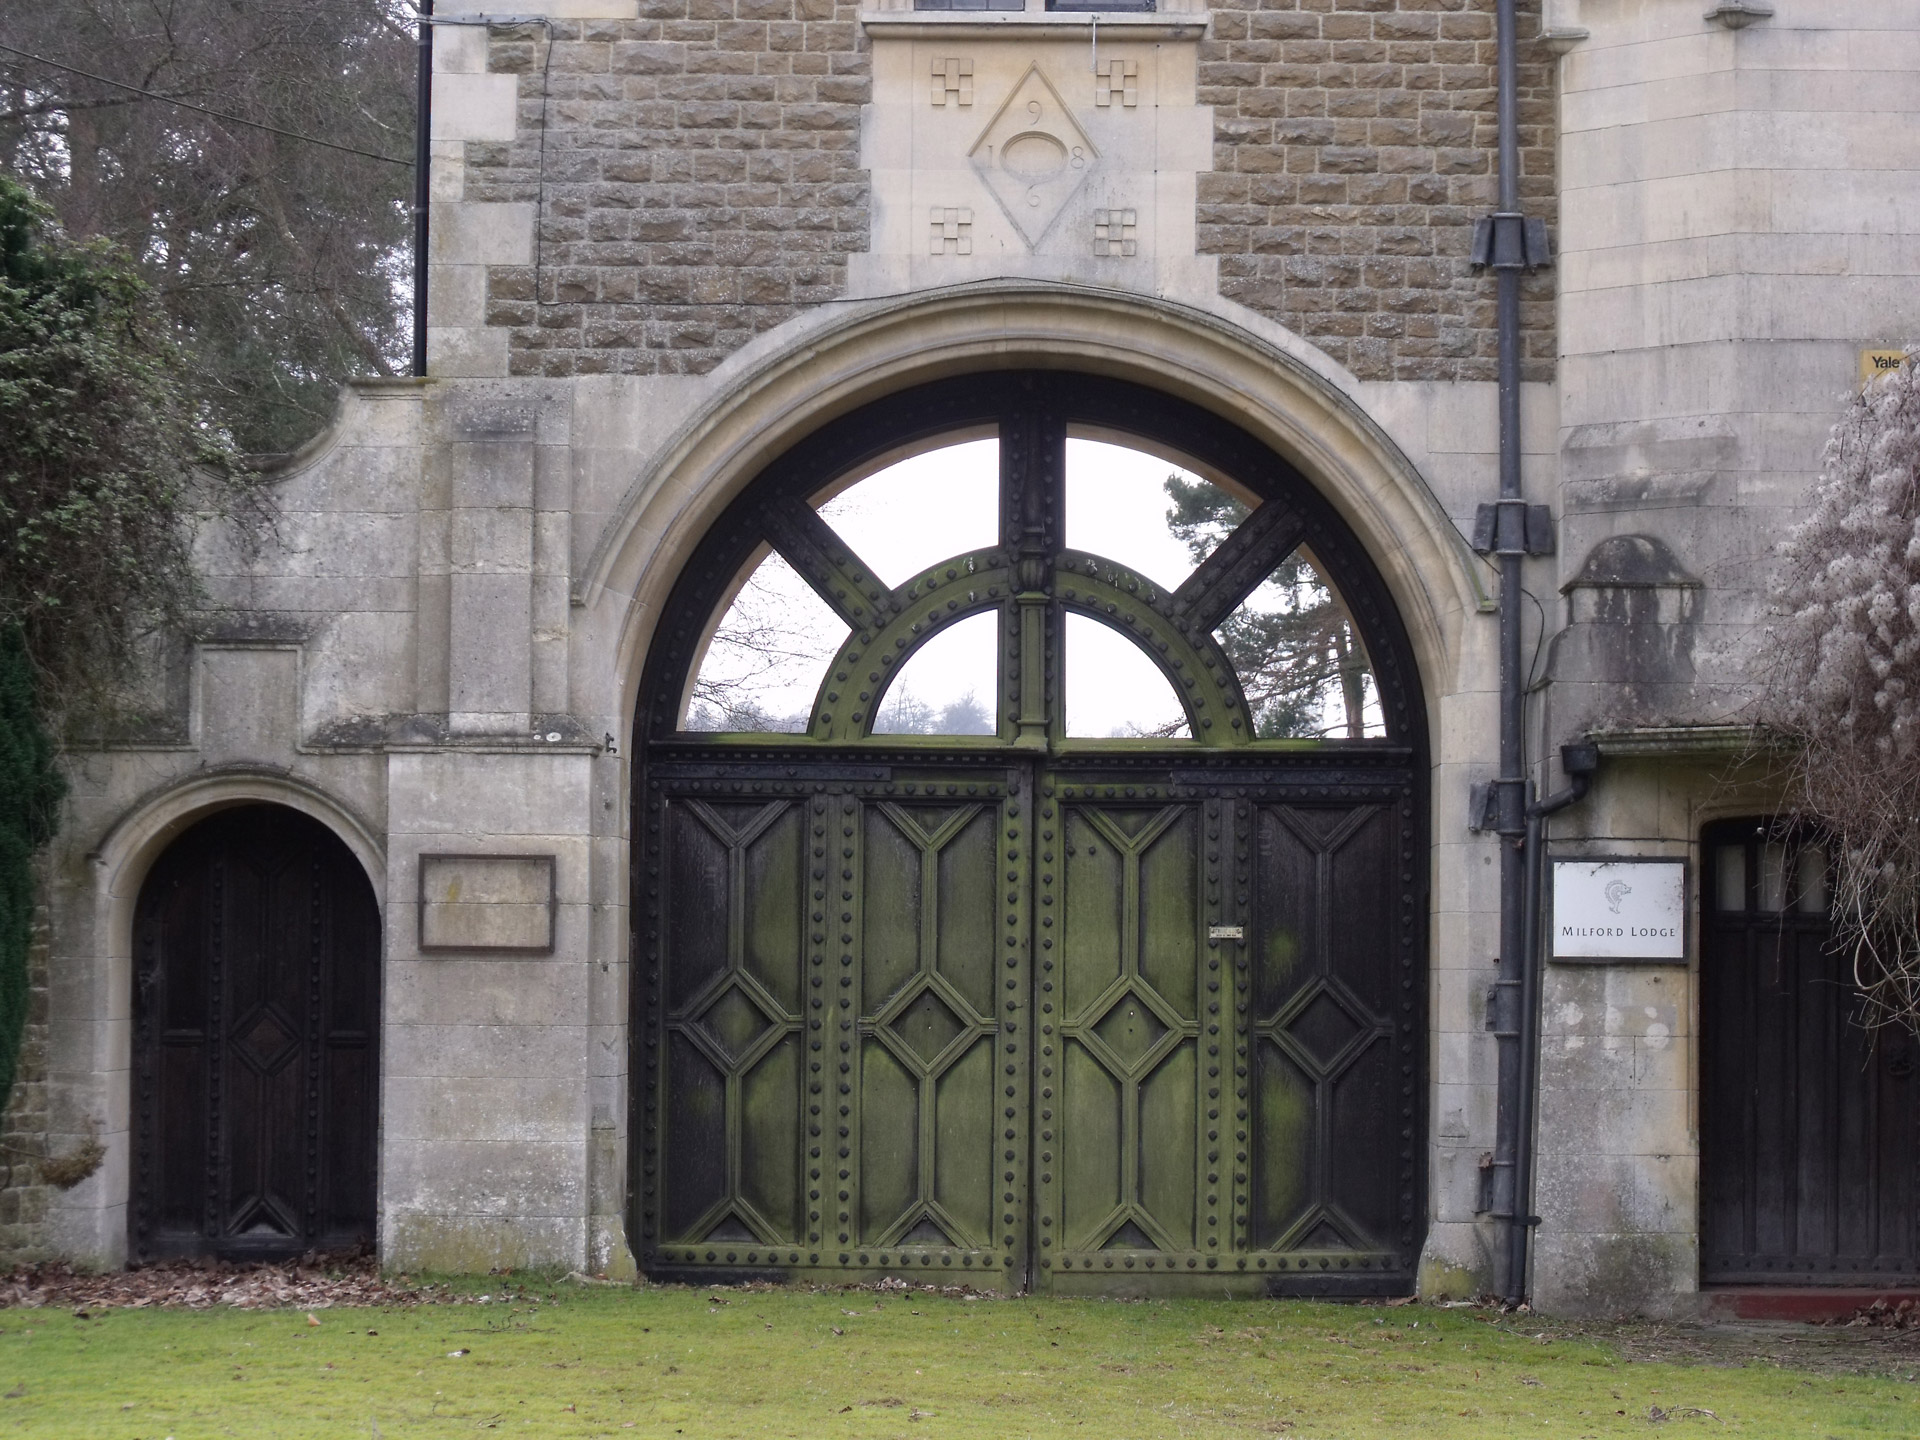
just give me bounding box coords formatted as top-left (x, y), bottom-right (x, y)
top-left (132, 805), bottom-right (381, 1260)
top-left (632, 374), bottom-right (1428, 1294)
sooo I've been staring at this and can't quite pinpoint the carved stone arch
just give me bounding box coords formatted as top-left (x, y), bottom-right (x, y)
top-left (62, 769), bottom-right (386, 1265)
top-left (583, 281), bottom-right (1478, 746)
top-left (636, 370), bottom-right (1426, 752)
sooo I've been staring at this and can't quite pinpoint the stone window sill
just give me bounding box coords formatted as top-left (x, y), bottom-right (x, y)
top-left (860, 9), bottom-right (1207, 39)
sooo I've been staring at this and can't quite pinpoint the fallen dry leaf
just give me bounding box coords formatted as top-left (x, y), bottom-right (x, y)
top-left (0, 1253), bottom-right (477, 1313)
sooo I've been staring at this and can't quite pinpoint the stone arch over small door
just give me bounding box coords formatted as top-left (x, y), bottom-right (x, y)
top-left (629, 371), bottom-right (1430, 1295)
top-left (129, 803), bottom-right (381, 1260)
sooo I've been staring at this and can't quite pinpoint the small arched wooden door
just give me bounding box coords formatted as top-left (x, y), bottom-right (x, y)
top-left (132, 805), bottom-right (381, 1260)
top-left (632, 374), bottom-right (1429, 1295)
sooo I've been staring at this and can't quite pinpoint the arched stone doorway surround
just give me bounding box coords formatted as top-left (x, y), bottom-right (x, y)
top-left (577, 281), bottom-right (1484, 737)
top-left (45, 769), bottom-right (385, 1266)
top-left (575, 281), bottom-right (1489, 1285)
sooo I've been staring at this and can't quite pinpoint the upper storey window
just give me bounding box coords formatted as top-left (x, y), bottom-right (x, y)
top-left (913, 0), bottom-right (1155, 10)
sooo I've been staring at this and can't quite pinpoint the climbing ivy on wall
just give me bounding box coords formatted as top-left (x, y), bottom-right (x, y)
top-left (0, 629), bottom-right (62, 1114)
top-left (0, 175), bottom-right (241, 1114)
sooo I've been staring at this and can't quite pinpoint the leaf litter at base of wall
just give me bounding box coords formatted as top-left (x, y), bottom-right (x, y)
top-left (0, 1253), bottom-right (496, 1311)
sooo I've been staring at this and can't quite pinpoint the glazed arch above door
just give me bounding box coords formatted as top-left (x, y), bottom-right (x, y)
top-left (633, 373), bottom-right (1428, 1296)
top-left (668, 386), bottom-right (1398, 747)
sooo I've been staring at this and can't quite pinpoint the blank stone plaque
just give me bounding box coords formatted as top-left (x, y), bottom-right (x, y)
top-left (418, 854), bottom-right (556, 954)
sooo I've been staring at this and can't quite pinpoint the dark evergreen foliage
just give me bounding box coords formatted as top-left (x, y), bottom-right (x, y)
top-left (0, 628), bottom-right (64, 1115)
top-left (0, 174), bottom-right (232, 725)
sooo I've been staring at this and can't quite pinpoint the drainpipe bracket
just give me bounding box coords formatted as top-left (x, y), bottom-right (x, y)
top-left (1470, 213), bottom-right (1553, 273)
top-left (1471, 500), bottom-right (1555, 557)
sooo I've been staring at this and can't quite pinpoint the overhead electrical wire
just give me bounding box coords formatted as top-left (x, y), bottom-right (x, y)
top-left (0, 41), bottom-right (413, 167)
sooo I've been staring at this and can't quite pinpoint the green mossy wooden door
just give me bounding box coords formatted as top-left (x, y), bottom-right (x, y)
top-left (634, 375), bottom-right (1427, 1296)
top-left (644, 765), bottom-right (1031, 1285)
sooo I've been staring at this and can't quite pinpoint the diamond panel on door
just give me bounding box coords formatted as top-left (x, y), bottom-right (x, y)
top-left (1040, 786), bottom-right (1211, 1287)
top-left (1248, 798), bottom-right (1418, 1288)
top-left (641, 764), bottom-right (1029, 1289)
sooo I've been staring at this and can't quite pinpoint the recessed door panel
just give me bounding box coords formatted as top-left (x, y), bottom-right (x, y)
top-left (1043, 792), bottom-right (1209, 1281)
top-left (132, 806), bottom-right (379, 1260)
top-left (1245, 799), bottom-right (1413, 1276)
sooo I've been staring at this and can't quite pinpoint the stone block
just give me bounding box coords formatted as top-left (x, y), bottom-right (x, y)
top-left (449, 571), bottom-right (534, 725)
top-left (384, 1075), bottom-right (584, 1143)
top-left (428, 325), bottom-right (512, 379)
top-left (1531, 1223), bottom-right (1698, 1318)
top-left (387, 753), bottom-right (594, 838)
top-left (430, 203), bottom-right (536, 267)
top-left (432, 74), bottom-right (522, 143)
top-left (384, 1139), bottom-right (585, 1216)
top-left (197, 647), bottom-right (300, 763)
top-left (386, 958), bottom-right (588, 1028)
top-left (384, 1211), bottom-right (587, 1273)
top-left (420, 854), bottom-right (557, 952)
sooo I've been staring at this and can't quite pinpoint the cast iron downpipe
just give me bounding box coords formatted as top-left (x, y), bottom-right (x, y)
top-left (411, 0), bottom-right (434, 378)
top-left (1475, 0), bottom-right (1559, 1305)
top-left (1507, 742), bottom-right (1599, 1304)
top-left (1483, 0), bottom-right (1529, 1305)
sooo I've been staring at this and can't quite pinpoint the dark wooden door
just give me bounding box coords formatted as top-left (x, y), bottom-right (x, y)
top-left (132, 806), bottom-right (380, 1260)
top-left (643, 761), bottom-right (1028, 1284)
top-left (1701, 820), bottom-right (1920, 1284)
top-left (634, 374), bottom-right (1428, 1295)
top-left (639, 756), bottom-right (1419, 1294)
top-left (1037, 764), bottom-right (1419, 1292)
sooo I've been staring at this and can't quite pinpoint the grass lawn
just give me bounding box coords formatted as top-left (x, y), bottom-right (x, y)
top-left (3, 1280), bottom-right (1918, 1439)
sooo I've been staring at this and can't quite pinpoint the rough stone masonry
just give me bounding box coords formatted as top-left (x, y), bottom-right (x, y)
top-left (461, 0), bottom-right (1555, 380)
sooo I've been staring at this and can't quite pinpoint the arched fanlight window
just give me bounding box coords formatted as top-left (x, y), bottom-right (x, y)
top-left (645, 374), bottom-right (1417, 751)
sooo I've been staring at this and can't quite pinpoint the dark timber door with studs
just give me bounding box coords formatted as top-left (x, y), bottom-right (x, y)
top-left (634, 375), bottom-right (1428, 1295)
top-left (1701, 819), bottom-right (1920, 1284)
top-left (131, 805), bottom-right (380, 1261)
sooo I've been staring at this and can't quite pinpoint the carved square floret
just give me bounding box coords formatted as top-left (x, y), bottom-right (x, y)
top-left (932, 57), bottom-right (973, 107)
top-left (1094, 209), bottom-right (1138, 257)
top-left (930, 207), bottom-right (974, 255)
top-left (1095, 58), bottom-right (1138, 108)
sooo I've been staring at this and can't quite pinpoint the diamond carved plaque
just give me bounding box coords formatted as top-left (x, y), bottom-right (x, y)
top-left (968, 65), bottom-right (1098, 249)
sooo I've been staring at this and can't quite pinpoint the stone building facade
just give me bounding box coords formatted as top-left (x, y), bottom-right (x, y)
top-left (16, 0), bottom-right (1920, 1313)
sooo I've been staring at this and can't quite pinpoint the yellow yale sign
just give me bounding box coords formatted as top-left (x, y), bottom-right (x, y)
top-left (1860, 347), bottom-right (1912, 385)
